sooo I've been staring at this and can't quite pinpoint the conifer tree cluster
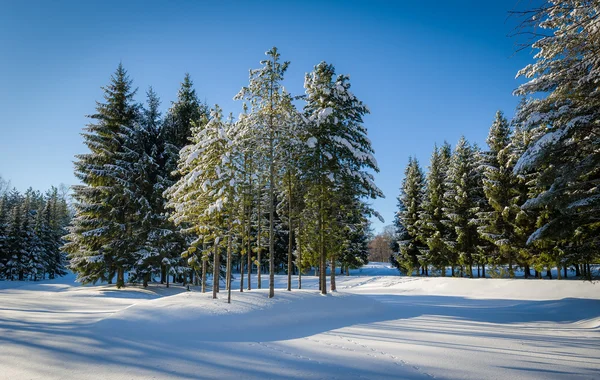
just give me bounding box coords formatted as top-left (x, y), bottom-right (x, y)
top-left (393, 0), bottom-right (599, 279)
top-left (394, 108), bottom-right (597, 279)
top-left (0, 187), bottom-right (70, 280)
top-left (66, 48), bottom-right (382, 297)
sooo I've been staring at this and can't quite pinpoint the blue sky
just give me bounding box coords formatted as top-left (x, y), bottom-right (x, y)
top-left (0, 0), bottom-right (535, 232)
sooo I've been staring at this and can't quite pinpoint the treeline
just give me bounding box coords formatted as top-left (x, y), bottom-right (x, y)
top-left (394, 0), bottom-right (599, 280)
top-left (65, 47), bottom-right (381, 299)
top-left (0, 187), bottom-right (70, 280)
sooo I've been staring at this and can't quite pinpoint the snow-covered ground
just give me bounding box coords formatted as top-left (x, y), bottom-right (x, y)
top-left (1, 263), bottom-right (599, 380)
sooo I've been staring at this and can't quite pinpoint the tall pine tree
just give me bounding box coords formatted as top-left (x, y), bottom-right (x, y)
top-left (65, 64), bottom-right (139, 286)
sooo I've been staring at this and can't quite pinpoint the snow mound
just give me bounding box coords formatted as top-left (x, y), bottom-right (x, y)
top-left (93, 290), bottom-right (387, 343)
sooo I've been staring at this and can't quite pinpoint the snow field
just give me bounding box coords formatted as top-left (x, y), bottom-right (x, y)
top-left (0, 263), bottom-right (598, 380)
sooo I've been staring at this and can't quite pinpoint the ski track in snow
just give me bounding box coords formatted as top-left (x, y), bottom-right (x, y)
top-left (1, 263), bottom-right (600, 379)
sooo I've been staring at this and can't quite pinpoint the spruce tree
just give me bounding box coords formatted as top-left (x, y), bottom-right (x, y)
top-left (477, 111), bottom-right (524, 277)
top-left (513, 1), bottom-right (600, 258)
top-left (419, 142), bottom-right (452, 276)
top-left (0, 194), bottom-right (8, 277)
top-left (396, 157), bottom-right (425, 275)
top-left (234, 47), bottom-right (296, 298)
top-left (158, 74), bottom-right (208, 284)
top-left (165, 105), bottom-right (236, 299)
top-left (443, 137), bottom-right (481, 277)
top-left (64, 63), bottom-right (139, 285)
top-left (302, 61), bottom-right (382, 292)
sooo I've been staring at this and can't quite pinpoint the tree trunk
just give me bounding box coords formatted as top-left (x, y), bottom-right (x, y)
top-left (298, 225), bottom-right (302, 290)
top-left (575, 264), bottom-right (581, 277)
top-left (227, 228), bottom-right (232, 304)
top-left (319, 199), bottom-right (326, 295)
top-left (482, 264), bottom-right (486, 278)
top-left (247, 195), bottom-right (252, 291)
top-left (247, 234), bottom-right (252, 291)
top-left (587, 262), bottom-right (592, 280)
top-left (143, 273), bottom-right (149, 288)
top-left (257, 188), bottom-right (262, 290)
top-left (330, 256), bottom-right (336, 292)
top-left (239, 223), bottom-right (244, 293)
top-left (563, 266), bottom-right (568, 279)
top-left (116, 267), bottom-right (125, 289)
top-left (268, 149), bottom-right (275, 299)
top-left (546, 269), bottom-right (552, 279)
top-left (201, 257), bottom-right (207, 293)
top-left (212, 244), bottom-right (218, 299)
top-left (287, 173), bottom-right (293, 292)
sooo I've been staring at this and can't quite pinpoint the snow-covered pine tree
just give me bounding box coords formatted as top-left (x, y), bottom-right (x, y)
top-left (443, 137), bottom-right (481, 277)
top-left (396, 157), bottom-right (425, 275)
top-left (159, 74), bottom-right (208, 284)
top-left (0, 194), bottom-right (8, 277)
top-left (6, 195), bottom-right (24, 280)
top-left (338, 196), bottom-right (371, 276)
top-left (477, 111), bottom-right (523, 277)
top-left (274, 105), bottom-right (304, 291)
top-left (229, 108), bottom-right (258, 291)
top-left (10, 190), bottom-right (41, 281)
top-left (302, 61), bottom-right (382, 293)
top-left (165, 105), bottom-right (237, 299)
top-left (234, 47), bottom-right (296, 298)
top-left (116, 88), bottom-right (168, 287)
top-left (64, 63), bottom-right (139, 285)
top-left (418, 142), bottom-right (452, 276)
top-left (41, 188), bottom-right (68, 279)
top-left (512, 1), bottom-right (600, 263)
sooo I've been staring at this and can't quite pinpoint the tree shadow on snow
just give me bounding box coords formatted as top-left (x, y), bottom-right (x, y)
top-left (1, 292), bottom-right (599, 379)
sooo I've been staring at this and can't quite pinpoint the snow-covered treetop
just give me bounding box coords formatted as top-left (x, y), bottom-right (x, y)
top-left (303, 61), bottom-right (382, 200)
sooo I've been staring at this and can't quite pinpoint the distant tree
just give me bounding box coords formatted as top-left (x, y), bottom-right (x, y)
top-left (419, 143), bottom-right (452, 276)
top-left (477, 111), bottom-right (526, 277)
top-left (443, 137), bottom-right (482, 277)
top-left (368, 233), bottom-right (393, 263)
top-left (396, 157), bottom-right (425, 275)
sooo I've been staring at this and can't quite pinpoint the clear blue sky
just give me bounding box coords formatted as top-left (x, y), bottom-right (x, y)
top-left (0, 0), bottom-right (535, 233)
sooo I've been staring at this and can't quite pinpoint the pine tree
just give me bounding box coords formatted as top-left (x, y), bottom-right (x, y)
top-left (158, 74), bottom-right (208, 285)
top-left (302, 61), bottom-right (382, 293)
top-left (234, 47), bottom-right (296, 298)
top-left (513, 1), bottom-right (600, 259)
top-left (0, 194), bottom-right (9, 277)
top-left (42, 188), bottom-right (68, 279)
top-left (64, 63), bottom-right (139, 286)
top-left (6, 196), bottom-right (24, 280)
top-left (165, 105), bottom-right (237, 299)
top-left (477, 111), bottom-right (525, 277)
top-left (338, 198), bottom-right (371, 276)
top-left (419, 142), bottom-right (452, 276)
top-left (443, 137), bottom-right (481, 277)
top-left (396, 157), bottom-right (425, 275)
